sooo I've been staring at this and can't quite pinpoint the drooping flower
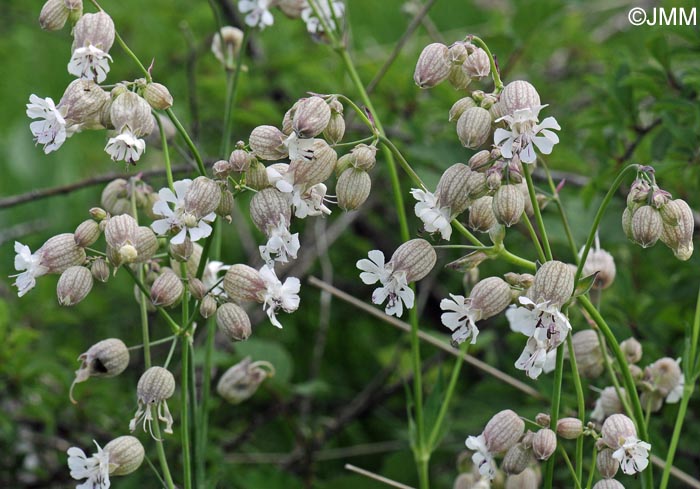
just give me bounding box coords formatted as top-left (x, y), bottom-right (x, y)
top-left (441, 294), bottom-right (479, 344)
top-left (104, 129), bottom-right (146, 164)
top-left (259, 215), bottom-right (300, 265)
top-left (151, 179), bottom-right (216, 245)
top-left (68, 44), bottom-right (113, 83)
top-left (238, 0), bottom-right (275, 29)
top-left (494, 105), bottom-right (560, 164)
top-left (301, 1), bottom-right (345, 34)
top-left (465, 434), bottom-right (497, 480)
top-left (11, 242), bottom-right (49, 297)
top-left (356, 249), bottom-right (414, 318)
top-left (67, 441), bottom-right (110, 489)
top-left (266, 164), bottom-right (332, 218)
top-left (411, 189), bottom-right (452, 240)
top-left (26, 94), bottom-right (67, 153)
top-left (129, 367), bottom-right (175, 439)
top-left (506, 296), bottom-right (571, 379)
top-left (259, 265), bottom-right (301, 328)
top-left (612, 436), bottom-right (651, 475)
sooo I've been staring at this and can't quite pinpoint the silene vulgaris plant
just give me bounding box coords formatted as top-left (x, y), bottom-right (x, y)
top-left (10, 1), bottom-right (699, 488)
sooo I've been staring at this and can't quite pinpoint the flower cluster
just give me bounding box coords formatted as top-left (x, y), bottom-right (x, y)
top-left (238, 0), bottom-right (345, 35)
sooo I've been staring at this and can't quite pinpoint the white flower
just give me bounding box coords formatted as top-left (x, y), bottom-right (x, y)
top-left (465, 434), bottom-right (496, 480)
top-left (506, 296), bottom-right (571, 379)
top-left (105, 129), bottom-right (146, 164)
top-left (129, 395), bottom-right (174, 438)
top-left (259, 215), bottom-right (301, 264)
top-left (239, 0), bottom-right (274, 29)
top-left (356, 250), bottom-right (414, 318)
top-left (301, 1), bottom-right (345, 34)
top-left (67, 441), bottom-right (110, 489)
top-left (68, 44), bottom-right (113, 83)
top-left (203, 260), bottom-right (230, 296)
top-left (10, 242), bottom-right (48, 297)
top-left (26, 95), bottom-right (68, 154)
top-left (151, 179), bottom-right (216, 245)
top-left (259, 265), bottom-right (300, 328)
top-left (411, 188), bottom-right (452, 240)
top-left (267, 165), bottom-right (332, 219)
top-left (612, 436), bottom-right (651, 475)
top-left (284, 132), bottom-right (316, 162)
top-left (494, 105), bottom-right (560, 164)
top-left (440, 294), bottom-right (480, 345)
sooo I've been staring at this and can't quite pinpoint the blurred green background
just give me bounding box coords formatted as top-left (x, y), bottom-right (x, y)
top-left (1, 0), bottom-right (700, 487)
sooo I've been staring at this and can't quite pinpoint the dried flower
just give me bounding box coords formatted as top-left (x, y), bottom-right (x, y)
top-left (70, 338), bottom-right (129, 403)
top-left (217, 357), bottom-right (275, 404)
top-left (211, 26), bottom-right (244, 69)
top-left (130, 366), bottom-right (176, 438)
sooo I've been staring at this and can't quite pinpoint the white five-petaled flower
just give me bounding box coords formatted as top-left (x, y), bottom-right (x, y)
top-left (259, 214), bottom-right (301, 265)
top-left (67, 441), bottom-right (111, 489)
top-left (151, 179), bottom-right (216, 245)
top-left (612, 436), bottom-right (651, 475)
top-left (465, 434), bottom-right (497, 480)
top-left (11, 242), bottom-right (48, 297)
top-left (411, 188), bottom-right (452, 240)
top-left (506, 296), bottom-right (571, 379)
top-left (267, 166), bottom-right (332, 219)
top-left (68, 44), bottom-right (113, 83)
top-left (284, 132), bottom-right (316, 162)
top-left (301, 1), bottom-right (345, 34)
top-left (440, 294), bottom-right (480, 345)
top-left (259, 265), bottom-right (301, 328)
top-left (356, 250), bottom-right (414, 318)
top-left (26, 95), bottom-right (68, 154)
top-left (238, 0), bottom-right (275, 29)
top-left (494, 105), bottom-right (560, 164)
top-left (104, 129), bottom-right (146, 164)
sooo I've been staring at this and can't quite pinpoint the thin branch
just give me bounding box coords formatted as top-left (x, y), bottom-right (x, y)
top-left (345, 464), bottom-right (415, 489)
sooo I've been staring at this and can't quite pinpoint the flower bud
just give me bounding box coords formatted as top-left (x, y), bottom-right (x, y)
top-left (105, 214), bottom-right (137, 250)
top-left (39, 233), bottom-right (87, 273)
top-left (592, 479), bottom-right (624, 489)
top-left (490, 100), bottom-right (508, 120)
top-left (483, 409), bottom-right (525, 454)
top-left (188, 278), bottom-right (207, 301)
top-left (290, 139), bottom-right (337, 186)
top-left (293, 96), bottom-right (331, 138)
top-left (249, 125), bottom-right (288, 160)
top-left (59, 79), bottom-right (110, 129)
top-left (217, 357), bottom-right (274, 404)
top-left (90, 207), bottom-right (108, 221)
top-left (468, 150), bottom-right (491, 171)
top-left (229, 148), bottom-right (252, 173)
top-left (457, 107), bottom-right (492, 149)
top-left (324, 110), bottom-right (345, 144)
top-left (134, 227), bottom-right (157, 263)
top-left (246, 159), bottom-right (270, 190)
top-left (660, 199), bottom-right (694, 260)
top-left (389, 239), bottom-right (437, 283)
top-left (531, 428), bottom-right (556, 460)
top-left (582, 248), bottom-right (617, 290)
top-left (501, 80), bottom-right (541, 112)
top-left (57, 266), bottom-right (93, 306)
top-left (200, 294), bottom-right (218, 318)
top-left (463, 47), bottom-right (490, 79)
top-left (70, 338), bottom-right (129, 402)
top-left (170, 238), bottom-right (194, 262)
top-left (592, 387), bottom-right (625, 422)
top-left (137, 366), bottom-right (175, 404)
top-left (627, 179), bottom-right (651, 208)
top-left (140, 82), bottom-right (172, 110)
top-left (74, 220), bottom-right (101, 248)
top-left (470, 277), bottom-right (512, 320)
top-left (464, 170), bottom-right (488, 200)
top-left (646, 357), bottom-right (682, 397)
top-left (505, 467), bottom-right (539, 489)
top-left (351, 144), bottom-right (377, 171)
top-left (601, 414), bottom-right (636, 449)
top-left (492, 184), bottom-right (524, 227)
top-left (337, 168), bottom-right (371, 211)
top-left (530, 260), bottom-right (575, 308)
top-left (104, 436), bottom-right (144, 476)
top-left (631, 205), bottom-right (662, 248)
top-left (72, 10), bottom-right (114, 53)
top-left (480, 93), bottom-right (498, 109)
top-left (468, 196), bottom-right (497, 232)
top-left (91, 258), bottom-right (110, 282)
top-left (535, 412), bottom-right (551, 427)
top-left (436, 164), bottom-right (472, 215)
top-left (184, 176), bottom-right (221, 218)
top-left (621, 207), bottom-right (633, 240)
top-left (570, 329), bottom-right (604, 379)
top-left (101, 179), bottom-right (131, 216)
top-left (620, 337), bottom-right (642, 364)
top-left (449, 97), bottom-right (477, 122)
top-left (223, 264), bottom-right (266, 303)
top-left (486, 169), bottom-right (502, 191)
top-left (504, 272), bottom-right (534, 288)
top-left (216, 302), bottom-right (252, 341)
top-left (250, 188), bottom-right (291, 234)
top-left (217, 189), bottom-right (234, 221)
top-left (39, 0), bottom-right (81, 31)
top-left (110, 91), bottom-right (154, 136)
top-left (556, 418), bottom-right (583, 439)
top-left (448, 64), bottom-right (471, 90)
top-left (596, 448), bottom-right (619, 479)
top-left (501, 443), bottom-right (531, 475)
top-left (150, 271), bottom-right (183, 307)
top-left (414, 43), bottom-right (450, 88)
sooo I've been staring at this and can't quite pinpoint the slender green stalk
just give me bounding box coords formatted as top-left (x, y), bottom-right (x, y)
top-left (522, 213), bottom-right (546, 263)
top-left (543, 346), bottom-right (565, 489)
top-left (221, 29), bottom-right (250, 157)
top-left (594, 329), bottom-right (634, 420)
top-left (580, 296), bottom-right (652, 488)
top-left (542, 161), bottom-right (579, 262)
top-left (565, 334), bottom-right (586, 482)
top-left (128, 335), bottom-right (176, 350)
top-left (155, 112), bottom-right (175, 192)
top-left (524, 167), bottom-right (552, 261)
top-left (126, 267), bottom-right (181, 334)
top-left (166, 108), bottom-right (207, 176)
top-left (468, 36), bottom-right (503, 92)
top-left (426, 343), bottom-right (468, 450)
top-left (138, 266), bottom-right (152, 368)
top-left (659, 282), bottom-right (700, 488)
top-left (499, 248), bottom-right (536, 271)
top-left (180, 264), bottom-right (192, 489)
top-left (152, 421), bottom-right (176, 489)
top-left (585, 443), bottom-right (597, 489)
top-left (557, 445), bottom-right (582, 489)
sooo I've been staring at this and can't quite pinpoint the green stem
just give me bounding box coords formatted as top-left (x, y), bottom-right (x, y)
top-left (221, 29), bottom-right (250, 157)
top-left (542, 161), bottom-right (579, 262)
top-left (499, 248), bottom-right (536, 271)
top-left (165, 108), bottom-right (207, 176)
top-left (155, 112), bottom-right (175, 192)
top-left (585, 443), bottom-right (597, 489)
top-left (543, 346), bottom-right (565, 489)
top-left (524, 167), bottom-right (552, 261)
top-left (557, 445), bottom-right (583, 489)
top-left (152, 421), bottom-right (176, 489)
top-left (180, 264), bottom-right (192, 489)
top-left (426, 343), bottom-right (468, 450)
top-left (580, 295), bottom-right (653, 488)
top-left (522, 213), bottom-right (546, 263)
top-left (595, 329), bottom-right (634, 420)
top-left (566, 334), bottom-right (586, 483)
top-left (126, 267), bottom-right (181, 334)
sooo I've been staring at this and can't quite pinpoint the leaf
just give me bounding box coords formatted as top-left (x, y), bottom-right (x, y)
top-left (648, 35), bottom-right (671, 71)
top-left (574, 271), bottom-right (599, 298)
